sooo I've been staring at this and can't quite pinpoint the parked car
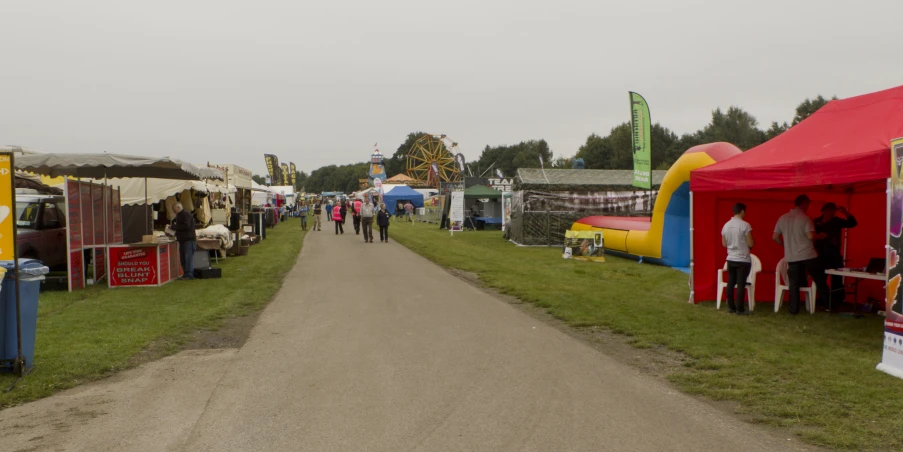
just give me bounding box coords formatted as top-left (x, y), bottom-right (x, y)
top-left (14, 194), bottom-right (67, 268)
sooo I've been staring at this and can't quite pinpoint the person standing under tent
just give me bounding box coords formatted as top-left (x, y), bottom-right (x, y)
top-left (773, 195), bottom-right (830, 314)
top-left (298, 200), bottom-right (309, 231)
top-left (721, 203), bottom-right (754, 315)
top-left (377, 203), bottom-right (391, 242)
top-left (352, 197), bottom-right (362, 235)
top-left (404, 200), bottom-right (414, 223)
top-left (333, 202), bottom-right (344, 234)
top-left (814, 202), bottom-right (858, 306)
top-left (169, 202), bottom-right (197, 281)
top-left (312, 199), bottom-right (323, 231)
top-left (361, 194), bottom-right (375, 243)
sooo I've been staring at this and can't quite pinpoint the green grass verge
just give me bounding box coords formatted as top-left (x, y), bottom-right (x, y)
top-left (394, 222), bottom-right (903, 451)
top-left (0, 221), bottom-right (305, 407)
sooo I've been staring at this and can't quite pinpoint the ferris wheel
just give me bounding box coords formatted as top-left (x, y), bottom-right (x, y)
top-left (405, 134), bottom-right (461, 186)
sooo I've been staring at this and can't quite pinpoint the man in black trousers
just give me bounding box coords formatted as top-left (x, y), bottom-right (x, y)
top-left (170, 202), bottom-right (197, 280)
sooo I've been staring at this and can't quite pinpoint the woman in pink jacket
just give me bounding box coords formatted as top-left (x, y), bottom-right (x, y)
top-left (333, 204), bottom-right (344, 234)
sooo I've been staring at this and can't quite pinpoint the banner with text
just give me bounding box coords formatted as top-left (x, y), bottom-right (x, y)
top-left (449, 191), bottom-right (465, 232)
top-left (881, 137), bottom-right (903, 379)
top-left (629, 91), bottom-right (652, 189)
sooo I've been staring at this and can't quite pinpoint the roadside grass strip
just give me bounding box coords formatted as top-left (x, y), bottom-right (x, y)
top-left (0, 222), bottom-right (305, 407)
top-left (394, 222), bottom-right (903, 451)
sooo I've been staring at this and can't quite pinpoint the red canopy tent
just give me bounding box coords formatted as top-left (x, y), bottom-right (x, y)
top-left (690, 85), bottom-right (903, 305)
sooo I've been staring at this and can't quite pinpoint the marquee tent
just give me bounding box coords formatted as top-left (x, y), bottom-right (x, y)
top-left (382, 184), bottom-right (424, 215)
top-left (690, 85), bottom-right (903, 306)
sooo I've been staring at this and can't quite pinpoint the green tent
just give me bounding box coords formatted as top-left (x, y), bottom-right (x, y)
top-left (463, 185), bottom-right (502, 199)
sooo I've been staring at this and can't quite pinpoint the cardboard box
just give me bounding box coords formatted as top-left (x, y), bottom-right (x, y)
top-left (142, 235), bottom-right (157, 244)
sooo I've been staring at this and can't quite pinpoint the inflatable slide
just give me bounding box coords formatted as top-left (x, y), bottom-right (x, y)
top-left (570, 142), bottom-right (741, 267)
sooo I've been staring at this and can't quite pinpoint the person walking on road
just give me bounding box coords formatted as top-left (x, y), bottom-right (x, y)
top-left (340, 201), bottom-right (348, 225)
top-left (721, 203), bottom-right (754, 315)
top-left (333, 202), bottom-right (344, 234)
top-left (377, 203), bottom-right (391, 242)
top-left (361, 194), bottom-right (375, 243)
top-left (326, 200), bottom-right (333, 222)
top-left (773, 194), bottom-right (830, 314)
top-left (298, 200), bottom-right (309, 231)
top-left (352, 198), bottom-right (362, 235)
top-left (312, 199), bottom-right (323, 231)
top-left (169, 202), bottom-right (197, 280)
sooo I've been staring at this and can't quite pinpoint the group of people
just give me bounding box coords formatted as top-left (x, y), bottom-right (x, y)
top-left (295, 194), bottom-right (395, 242)
top-left (721, 195), bottom-right (857, 315)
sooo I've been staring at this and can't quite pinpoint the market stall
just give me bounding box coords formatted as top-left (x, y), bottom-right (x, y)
top-left (15, 153), bottom-right (223, 290)
top-left (688, 84), bottom-right (903, 379)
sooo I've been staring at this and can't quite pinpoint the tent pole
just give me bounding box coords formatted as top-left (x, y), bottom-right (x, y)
top-left (145, 177), bottom-right (149, 235)
top-left (688, 190), bottom-right (695, 304)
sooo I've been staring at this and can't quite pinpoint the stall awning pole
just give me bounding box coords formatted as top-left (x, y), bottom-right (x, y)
top-left (145, 177), bottom-right (149, 235)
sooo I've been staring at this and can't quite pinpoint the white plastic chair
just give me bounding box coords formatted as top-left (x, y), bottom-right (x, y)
top-left (773, 258), bottom-right (816, 314)
top-left (716, 254), bottom-right (761, 311)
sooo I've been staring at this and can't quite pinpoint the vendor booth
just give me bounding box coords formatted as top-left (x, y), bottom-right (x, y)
top-left (688, 85), bottom-right (903, 379)
top-left (382, 185), bottom-right (424, 215)
top-left (463, 185), bottom-right (502, 230)
top-left (15, 153), bottom-right (223, 291)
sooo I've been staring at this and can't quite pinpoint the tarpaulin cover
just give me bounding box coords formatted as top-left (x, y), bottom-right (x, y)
top-left (15, 153), bottom-right (224, 181)
top-left (690, 85), bottom-right (903, 303)
top-left (382, 185), bottom-right (424, 215)
top-left (692, 85), bottom-right (903, 192)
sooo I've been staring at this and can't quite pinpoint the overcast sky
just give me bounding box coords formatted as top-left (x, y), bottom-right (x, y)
top-left (2, 1), bottom-right (902, 175)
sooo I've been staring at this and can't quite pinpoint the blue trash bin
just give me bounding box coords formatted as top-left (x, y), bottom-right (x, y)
top-left (0, 259), bottom-right (49, 372)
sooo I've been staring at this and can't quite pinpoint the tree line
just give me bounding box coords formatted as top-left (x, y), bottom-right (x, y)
top-left (260, 95), bottom-right (835, 194)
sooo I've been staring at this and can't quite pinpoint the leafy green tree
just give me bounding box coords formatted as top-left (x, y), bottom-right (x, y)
top-left (474, 139), bottom-right (553, 177)
top-left (576, 122), bottom-right (677, 169)
top-left (792, 95), bottom-right (837, 125)
top-left (252, 174), bottom-right (267, 185)
top-left (765, 121), bottom-right (789, 140)
top-left (294, 171), bottom-right (308, 192)
top-left (387, 131), bottom-right (427, 177)
top-left (698, 107), bottom-right (766, 150)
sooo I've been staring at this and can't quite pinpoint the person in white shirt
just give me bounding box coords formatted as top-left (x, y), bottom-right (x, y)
top-left (722, 203), bottom-right (754, 314)
top-left (773, 194), bottom-right (830, 314)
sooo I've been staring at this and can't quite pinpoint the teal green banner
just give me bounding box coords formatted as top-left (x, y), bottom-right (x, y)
top-left (629, 92), bottom-right (652, 189)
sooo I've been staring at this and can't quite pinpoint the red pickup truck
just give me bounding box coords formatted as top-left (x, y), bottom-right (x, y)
top-left (14, 194), bottom-right (68, 268)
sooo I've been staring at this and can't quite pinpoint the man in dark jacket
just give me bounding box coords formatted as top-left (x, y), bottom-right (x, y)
top-left (814, 202), bottom-right (858, 306)
top-left (171, 202), bottom-right (197, 280)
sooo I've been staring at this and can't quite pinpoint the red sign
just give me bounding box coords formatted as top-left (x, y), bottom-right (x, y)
top-left (69, 250), bottom-right (84, 291)
top-left (109, 246), bottom-right (158, 287)
top-left (93, 184), bottom-right (104, 245)
top-left (159, 244), bottom-right (170, 282)
top-left (67, 180), bottom-right (82, 251)
top-left (170, 243), bottom-right (179, 281)
top-left (80, 183), bottom-right (94, 247)
top-left (94, 247), bottom-right (106, 282)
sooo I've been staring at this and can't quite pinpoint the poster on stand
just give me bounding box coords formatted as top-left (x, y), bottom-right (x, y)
top-left (880, 137), bottom-right (903, 379)
top-left (109, 246), bottom-right (158, 287)
top-left (563, 230), bottom-right (605, 262)
top-left (449, 191), bottom-right (464, 232)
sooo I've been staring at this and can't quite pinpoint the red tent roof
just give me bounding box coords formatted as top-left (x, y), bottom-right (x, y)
top-left (691, 85), bottom-right (903, 192)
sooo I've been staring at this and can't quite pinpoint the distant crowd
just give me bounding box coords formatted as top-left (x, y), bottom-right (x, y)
top-left (292, 194), bottom-right (415, 243)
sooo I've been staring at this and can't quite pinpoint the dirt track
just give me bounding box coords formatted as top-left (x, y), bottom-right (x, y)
top-left (0, 218), bottom-right (816, 451)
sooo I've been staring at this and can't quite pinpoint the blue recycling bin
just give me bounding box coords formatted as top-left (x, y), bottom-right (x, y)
top-left (0, 259), bottom-right (48, 372)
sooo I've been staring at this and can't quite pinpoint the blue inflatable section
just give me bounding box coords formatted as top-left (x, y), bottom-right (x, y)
top-left (659, 182), bottom-right (691, 267)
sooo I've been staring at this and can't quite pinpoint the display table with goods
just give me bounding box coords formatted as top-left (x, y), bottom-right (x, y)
top-left (107, 240), bottom-right (180, 288)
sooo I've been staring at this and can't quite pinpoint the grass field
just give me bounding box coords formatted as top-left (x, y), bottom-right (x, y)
top-left (394, 221), bottom-right (903, 451)
top-left (0, 221), bottom-right (305, 407)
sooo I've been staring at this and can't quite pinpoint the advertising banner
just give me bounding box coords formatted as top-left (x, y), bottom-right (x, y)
top-left (94, 247), bottom-right (106, 282)
top-left (449, 190), bottom-right (465, 232)
top-left (563, 230), bottom-right (606, 262)
top-left (67, 180), bottom-right (82, 250)
top-left (109, 246), bottom-right (158, 287)
top-left (264, 154), bottom-right (276, 185)
top-left (160, 243), bottom-right (170, 283)
top-left (281, 163), bottom-right (290, 186)
top-left (629, 91), bottom-right (652, 189)
top-left (80, 182), bottom-right (94, 247)
top-left (0, 153), bottom-right (14, 261)
top-left (290, 162), bottom-right (297, 187)
top-left (464, 177), bottom-right (513, 192)
top-left (92, 184), bottom-right (105, 245)
top-left (69, 250), bottom-right (84, 291)
top-left (502, 193), bottom-right (512, 231)
top-left (881, 137), bottom-right (903, 379)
